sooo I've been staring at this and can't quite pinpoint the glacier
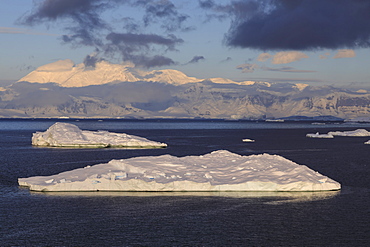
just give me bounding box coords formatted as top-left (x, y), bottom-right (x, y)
top-left (32, 122), bottom-right (167, 148)
top-left (18, 150), bottom-right (341, 192)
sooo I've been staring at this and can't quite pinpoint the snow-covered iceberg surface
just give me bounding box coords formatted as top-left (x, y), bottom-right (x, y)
top-left (32, 122), bottom-right (167, 148)
top-left (19, 150), bottom-right (341, 192)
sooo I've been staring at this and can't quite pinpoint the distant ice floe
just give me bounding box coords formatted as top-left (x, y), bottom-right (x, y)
top-left (306, 129), bottom-right (370, 144)
top-left (306, 132), bottom-right (334, 139)
top-left (327, 129), bottom-right (370, 137)
top-left (18, 150), bottom-right (340, 192)
top-left (32, 122), bottom-right (167, 148)
top-left (345, 117), bottom-right (370, 123)
top-left (242, 138), bottom-right (255, 142)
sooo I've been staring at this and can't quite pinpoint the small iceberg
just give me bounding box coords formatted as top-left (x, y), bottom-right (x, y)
top-left (18, 150), bottom-right (341, 192)
top-left (306, 132), bottom-right (334, 139)
top-left (242, 138), bottom-right (255, 142)
top-left (265, 119), bottom-right (284, 122)
top-left (311, 122), bottom-right (326, 125)
top-left (32, 122), bottom-right (167, 148)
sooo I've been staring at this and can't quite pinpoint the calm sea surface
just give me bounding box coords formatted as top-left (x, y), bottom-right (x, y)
top-left (1, 119), bottom-right (369, 246)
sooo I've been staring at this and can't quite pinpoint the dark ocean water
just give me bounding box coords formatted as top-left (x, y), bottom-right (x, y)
top-left (1, 119), bottom-right (370, 246)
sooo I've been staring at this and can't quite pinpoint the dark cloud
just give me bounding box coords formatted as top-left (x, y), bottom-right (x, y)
top-left (105, 33), bottom-right (182, 67)
top-left (261, 66), bottom-right (316, 73)
top-left (220, 57), bottom-right (232, 63)
top-left (19, 0), bottom-right (112, 28)
top-left (83, 54), bottom-right (103, 68)
top-left (199, 0), bottom-right (258, 22)
top-left (121, 17), bottom-right (141, 33)
top-left (199, 0), bottom-right (215, 9)
top-left (106, 33), bottom-right (183, 50)
top-left (134, 0), bottom-right (191, 32)
top-left (17, 64), bottom-right (36, 72)
top-left (236, 63), bottom-right (259, 73)
top-left (19, 0), bottom-right (189, 68)
top-left (131, 55), bottom-right (176, 68)
top-left (200, 0), bottom-right (370, 51)
top-left (186, 56), bottom-right (205, 64)
top-left (72, 81), bottom-right (174, 104)
top-left (8, 81), bottom-right (174, 109)
top-left (61, 28), bottom-right (104, 47)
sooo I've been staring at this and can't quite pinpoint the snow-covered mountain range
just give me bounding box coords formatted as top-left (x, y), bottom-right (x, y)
top-left (1, 59), bottom-right (370, 119)
top-left (19, 59), bottom-right (202, 86)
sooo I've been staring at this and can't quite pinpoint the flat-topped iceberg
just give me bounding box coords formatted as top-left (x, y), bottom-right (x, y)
top-left (18, 150), bottom-right (340, 192)
top-left (32, 122), bottom-right (167, 148)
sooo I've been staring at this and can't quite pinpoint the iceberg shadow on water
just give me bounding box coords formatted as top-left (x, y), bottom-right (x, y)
top-left (25, 190), bottom-right (341, 203)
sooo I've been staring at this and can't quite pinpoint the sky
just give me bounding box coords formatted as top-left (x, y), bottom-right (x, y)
top-left (1, 0), bottom-right (370, 87)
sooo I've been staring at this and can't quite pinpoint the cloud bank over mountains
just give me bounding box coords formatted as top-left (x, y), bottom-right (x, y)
top-left (1, 59), bottom-right (370, 120)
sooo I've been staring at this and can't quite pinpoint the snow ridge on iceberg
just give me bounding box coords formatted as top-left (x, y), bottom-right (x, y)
top-left (32, 122), bottom-right (167, 148)
top-left (18, 150), bottom-right (341, 192)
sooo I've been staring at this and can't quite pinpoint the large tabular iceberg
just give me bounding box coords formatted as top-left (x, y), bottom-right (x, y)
top-left (18, 150), bottom-right (340, 192)
top-left (32, 122), bottom-right (167, 148)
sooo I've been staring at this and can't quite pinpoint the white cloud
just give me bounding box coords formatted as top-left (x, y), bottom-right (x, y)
top-left (272, 51), bottom-right (309, 64)
top-left (319, 52), bottom-right (330, 59)
top-left (333, 49), bottom-right (356, 59)
top-left (0, 27), bottom-right (24, 34)
top-left (0, 27), bottom-right (56, 36)
top-left (257, 53), bottom-right (272, 62)
top-left (236, 63), bottom-right (259, 73)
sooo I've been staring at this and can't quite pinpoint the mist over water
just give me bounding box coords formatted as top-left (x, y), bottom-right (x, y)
top-left (1, 119), bottom-right (369, 246)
